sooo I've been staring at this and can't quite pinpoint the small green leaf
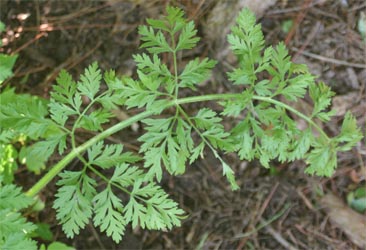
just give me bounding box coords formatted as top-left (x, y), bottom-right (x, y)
top-left (47, 242), bottom-right (76, 250)
top-left (0, 184), bottom-right (33, 210)
top-left (88, 142), bottom-right (140, 169)
top-left (139, 26), bottom-right (171, 54)
top-left (222, 161), bottom-right (239, 191)
top-left (79, 109), bottom-right (112, 131)
top-left (111, 163), bottom-right (144, 187)
top-left (179, 58), bottom-right (216, 89)
top-left (93, 186), bottom-right (126, 243)
top-left (77, 62), bottom-right (102, 100)
top-left (31, 223), bottom-right (53, 241)
top-left (335, 112), bottom-right (363, 151)
top-left (53, 171), bottom-right (96, 238)
top-left (175, 21), bottom-right (200, 51)
top-left (0, 54), bottom-right (18, 84)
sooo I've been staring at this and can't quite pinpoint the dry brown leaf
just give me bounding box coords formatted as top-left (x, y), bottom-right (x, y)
top-left (332, 92), bottom-right (361, 116)
top-left (321, 193), bottom-right (366, 249)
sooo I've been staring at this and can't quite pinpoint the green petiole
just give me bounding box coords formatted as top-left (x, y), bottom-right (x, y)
top-left (26, 93), bottom-right (330, 197)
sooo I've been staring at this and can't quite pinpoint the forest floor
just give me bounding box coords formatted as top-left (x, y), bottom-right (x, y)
top-left (1, 0), bottom-right (366, 249)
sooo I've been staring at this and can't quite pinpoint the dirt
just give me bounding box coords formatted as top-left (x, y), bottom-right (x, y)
top-left (1, 0), bottom-right (365, 249)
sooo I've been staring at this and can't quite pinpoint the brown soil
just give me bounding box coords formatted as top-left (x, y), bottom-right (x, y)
top-left (1, 0), bottom-right (365, 249)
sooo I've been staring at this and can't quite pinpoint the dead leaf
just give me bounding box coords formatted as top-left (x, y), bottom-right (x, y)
top-left (321, 193), bottom-right (366, 249)
top-left (332, 92), bottom-right (360, 116)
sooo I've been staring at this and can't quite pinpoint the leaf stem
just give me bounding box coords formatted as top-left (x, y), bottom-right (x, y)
top-left (25, 109), bottom-right (156, 198)
top-left (177, 94), bottom-right (330, 141)
top-left (70, 92), bottom-right (108, 149)
top-left (253, 95), bottom-right (330, 141)
top-left (26, 92), bottom-right (330, 197)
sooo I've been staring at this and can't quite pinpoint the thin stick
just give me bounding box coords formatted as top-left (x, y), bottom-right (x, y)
top-left (292, 48), bottom-right (366, 69)
top-left (255, 182), bottom-right (279, 223)
top-left (261, 220), bottom-right (299, 250)
top-left (12, 32), bottom-right (47, 54)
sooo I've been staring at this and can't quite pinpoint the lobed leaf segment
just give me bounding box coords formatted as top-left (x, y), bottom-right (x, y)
top-left (0, 6), bottom-right (362, 246)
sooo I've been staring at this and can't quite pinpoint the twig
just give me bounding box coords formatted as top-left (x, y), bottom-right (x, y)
top-left (236, 182), bottom-right (279, 249)
top-left (87, 223), bottom-right (107, 250)
top-left (297, 188), bottom-right (314, 210)
top-left (291, 48), bottom-right (366, 68)
top-left (11, 32), bottom-right (47, 54)
top-left (266, 0), bottom-right (323, 15)
top-left (234, 203), bottom-right (291, 239)
top-left (261, 219), bottom-right (299, 250)
top-left (284, 0), bottom-right (313, 45)
top-left (293, 21), bottom-right (322, 61)
top-left (254, 182), bottom-right (279, 224)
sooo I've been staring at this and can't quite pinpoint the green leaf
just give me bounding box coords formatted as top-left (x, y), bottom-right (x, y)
top-left (31, 223), bottom-right (53, 241)
top-left (231, 117), bottom-right (256, 161)
top-left (146, 18), bottom-right (170, 32)
top-left (47, 242), bottom-right (76, 250)
top-left (0, 232), bottom-right (37, 250)
top-left (305, 141), bottom-right (337, 177)
top-left (0, 91), bottom-right (54, 140)
top-left (228, 8), bottom-right (264, 61)
top-left (309, 81), bottom-right (335, 118)
top-left (133, 53), bottom-right (174, 93)
top-left (222, 161), bottom-right (239, 191)
top-left (165, 135), bottom-right (186, 174)
top-left (193, 108), bottom-right (222, 130)
top-left (165, 6), bottom-right (185, 34)
top-left (120, 77), bottom-right (160, 109)
top-left (254, 79), bottom-right (272, 96)
top-left (49, 101), bottom-right (78, 126)
top-left (77, 62), bottom-right (102, 100)
top-left (179, 58), bottom-right (216, 89)
top-left (176, 118), bottom-right (194, 158)
top-left (202, 126), bottom-right (233, 151)
top-left (79, 109), bottom-right (113, 131)
top-left (133, 53), bottom-right (172, 80)
top-left (88, 142), bottom-right (140, 169)
top-left (0, 54), bottom-right (18, 84)
top-left (142, 146), bottom-right (164, 182)
top-left (53, 171), bottom-right (96, 238)
top-left (124, 196), bottom-right (147, 229)
top-left (189, 142), bottom-right (205, 164)
top-left (51, 70), bottom-right (78, 107)
top-left (93, 186), bottom-right (126, 243)
top-left (137, 70), bottom-right (160, 91)
top-left (227, 68), bottom-right (251, 85)
top-left (269, 42), bottom-right (291, 82)
top-left (138, 26), bottom-right (171, 54)
top-left (220, 91), bottom-right (253, 117)
top-left (288, 129), bottom-right (312, 161)
top-left (0, 184), bottom-right (33, 210)
top-left (127, 180), bottom-right (185, 230)
top-left (146, 99), bottom-right (172, 115)
top-left (0, 209), bottom-right (37, 245)
top-left (335, 112), bottom-right (363, 151)
top-left (110, 163), bottom-right (144, 187)
top-left (175, 21), bottom-right (200, 51)
top-left (280, 73), bottom-right (314, 101)
top-left (19, 134), bottom-right (66, 173)
top-left (0, 21), bottom-right (5, 33)
top-left (0, 144), bottom-right (18, 184)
